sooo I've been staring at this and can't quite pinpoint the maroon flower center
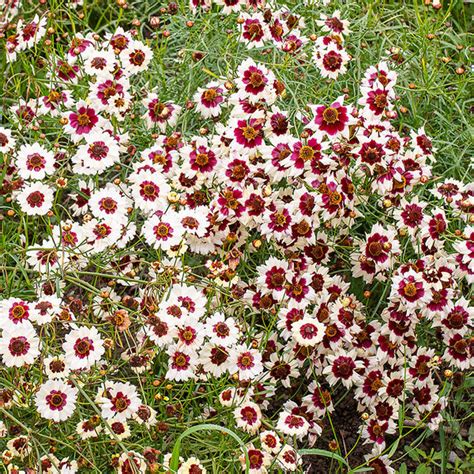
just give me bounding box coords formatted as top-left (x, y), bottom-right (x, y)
top-left (26, 191), bottom-right (45, 207)
top-left (46, 391), bottom-right (67, 410)
top-left (74, 337), bottom-right (93, 357)
top-left (322, 107), bottom-right (339, 124)
top-left (9, 337), bottom-right (29, 356)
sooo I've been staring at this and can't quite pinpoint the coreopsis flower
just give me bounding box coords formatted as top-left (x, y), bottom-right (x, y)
top-left (239, 13), bottom-right (268, 49)
top-left (323, 350), bottom-right (365, 388)
top-left (62, 325), bottom-right (105, 370)
top-left (83, 48), bottom-right (117, 78)
top-left (291, 317), bottom-right (325, 347)
top-left (15, 181), bottom-right (54, 216)
top-left (234, 402), bottom-right (262, 434)
top-left (259, 430), bottom-right (282, 454)
top-left (317, 10), bottom-right (350, 36)
top-left (35, 380), bottom-right (78, 422)
top-left (17, 14), bottom-right (47, 49)
top-left (82, 218), bottom-right (123, 253)
top-left (0, 126), bottom-right (16, 152)
top-left (97, 381), bottom-right (141, 421)
top-left (43, 355), bottom-right (70, 379)
top-left (314, 44), bottom-right (350, 80)
top-left (143, 94), bottom-right (181, 131)
top-left (0, 297), bottom-right (37, 328)
top-left (142, 211), bottom-right (184, 250)
top-left (120, 39), bottom-right (153, 74)
top-left (88, 186), bottom-right (129, 223)
top-left (277, 444), bottom-right (302, 472)
top-left (0, 322), bottom-right (40, 367)
top-left (205, 312), bottom-right (240, 346)
top-left (76, 418), bottom-right (103, 440)
top-left (390, 269), bottom-right (429, 309)
top-left (166, 344), bottom-right (197, 381)
top-left (276, 409), bottom-right (310, 440)
top-left (193, 81), bottom-right (226, 118)
top-left (235, 59), bottom-right (276, 104)
top-left (64, 101), bottom-right (103, 141)
top-left (177, 457), bottom-right (206, 474)
top-left (309, 97), bottom-right (351, 138)
top-left (443, 333), bottom-right (473, 370)
top-left (231, 346), bottom-right (263, 380)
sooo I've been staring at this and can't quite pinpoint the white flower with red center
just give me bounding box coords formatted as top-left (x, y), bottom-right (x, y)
top-left (62, 325), bottom-right (105, 370)
top-left (0, 297), bottom-right (36, 328)
top-left (408, 348), bottom-right (436, 382)
top-left (17, 14), bottom-right (47, 49)
top-left (240, 446), bottom-right (271, 474)
top-left (434, 297), bottom-right (473, 336)
top-left (356, 136), bottom-right (388, 171)
top-left (359, 86), bottom-right (394, 119)
top-left (177, 457), bottom-right (207, 474)
top-left (443, 333), bottom-right (473, 370)
top-left (182, 137), bottom-right (219, 176)
top-left (205, 312), bottom-right (239, 347)
top-left (229, 116), bottom-right (265, 151)
top-left (285, 274), bottom-right (315, 306)
top-left (98, 381), bottom-right (141, 421)
top-left (233, 401), bottom-right (262, 434)
top-left (130, 170), bottom-right (170, 214)
top-left (120, 39), bottom-right (153, 74)
top-left (44, 355), bottom-right (70, 379)
top-left (362, 417), bottom-right (395, 453)
top-left (72, 131), bottom-right (120, 175)
top-left (117, 452), bottom-right (147, 474)
top-left (0, 127), bottom-right (16, 153)
top-left (82, 218), bottom-right (122, 253)
top-left (108, 420), bottom-right (131, 440)
top-left (393, 197), bottom-right (427, 236)
top-left (142, 210), bottom-right (184, 251)
top-left (314, 44), bottom-right (350, 80)
top-left (323, 350), bottom-right (364, 388)
top-left (309, 97), bottom-right (351, 139)
top-left (264, 352), bottom-right (299, 388)
top-left (77, 416), bottom-right (102, 439)
top-left (235, 59), bottom-right (276, 103)
top-left (143, 94), bottom-right (181, 131)
top-left (35, 380), bottom-right (78, 422)
top-left (84, 48), bottom-right (117, 78)
top-left (276, 410), bottom-right (310, 440)
top-left (88, 186), bottom-right (128, 224)
top-left (30, 295), bottom-right (61, 326)
top-left (361, 224), bottom-right (399, 271)
top-left (214, 0), bottom-right (242, 14)
top-left (215, 186), bottom-right (245, 220)
top-left (410, 127), bottom-right (436, 157)
top-left (277, 444), bottom-right (302, 472)
top-left (362, 61), bottom-right (397, 91)
top-left (291, 317), bottom-right (325, 347)
top-left (286, 137), bottom-right (323, 173)
top-left (317, 10), bottom-right (351, 36)
top-left (421, 208), bottom-right (447, 249)
top-left (144, 314), bottom-right (176, 347)
top-left (256, 257), bottom-right (291, 298)
top-left (239, 13), bottom-right (268, 49)
top-left (89, 76), bottom-right (131, 112)
top-left (16, 181), bottom-right (54, 216)
top-left (106, 27), bottom-right (132, 52)
top-left (140, 143), bottom-right (175, 174)
top-left (199, 343), bottom-right (231, 378)
top-left (64, 101), bottom-right (102, 141)
top-left (231, 346), bottom-right (263, 380)
top-left (390, 269), bottom-right (429, 309)
top-left (193, 81), bottom-right (226, 118)
top-left (166, 344), bottom-right (197, 381)
top-left (177, 207), bottom-right (209, 238)
top-left (175, 316), bottom-right (205, 350)
top-left (39, 88), bottom-right (73, 116)
top-left (259, 430), bottom-right (281, 454)
top-left (261, 204), bottom-right (293, 243)
top-left (0, 322), bottom-right (40, 367)
top-left (15, 143), bottom-right (55, 179)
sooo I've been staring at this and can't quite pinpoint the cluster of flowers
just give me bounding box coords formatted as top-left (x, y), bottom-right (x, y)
top-left (1, 2), bottom-right (473, 474)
